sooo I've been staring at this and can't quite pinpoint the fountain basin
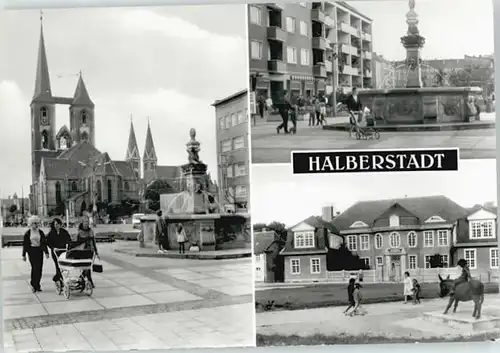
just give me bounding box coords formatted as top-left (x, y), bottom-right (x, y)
top-left (422, 311), bottom-right (500, 332)
top-left (359, 86), bottom-right (483, 124)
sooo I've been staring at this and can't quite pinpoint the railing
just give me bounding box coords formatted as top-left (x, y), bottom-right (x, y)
top-left (363, 51), bottom-right (372, 60)
top-left (350, 46), bottom-right (359, 56)
top-left (324, 15), bottom-right (335, 27)
top-left (339, 22), bottom-right (350, 33)
top-left (341, 43), bottom-right (350, 54)
top-left (325, 60), bottom-right (333, 72)
top-left (362, 32), bottom-right (372, 41)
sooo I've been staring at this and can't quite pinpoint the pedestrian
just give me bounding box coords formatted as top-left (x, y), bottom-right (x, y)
top-left (412, 278), bottom-right (421, 304)
top-left (22, 216), bottom-right (49, 292)
top-left (343, 278), bottom-right (356, 315)
top-left (450, 258), bottom-right (471, 296)
top-left (403, 271), bottom-right (413, 303)
top-left (176, 223), bottom-right (188, 254)
top-left (46, 217), bottom-right (71, 286)
top-left (314, 96), bottom-right (322, 125)
top-left (346, 87), bottom-right (363, 138)
top-left (77, 216), bottom-right (99, 288)
top-left (289, 104), bottom-right (297, 134)
top-left (155, 210), bottom-right (169, 254)
top-left (257, 94), bottom-right (266, 119)
top-left (276, 91), bottom-right (292, 134)
top-left (350, 282), bottom-right (365, 316)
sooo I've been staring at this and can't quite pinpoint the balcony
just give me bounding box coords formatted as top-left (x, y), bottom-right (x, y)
top-left (266, 3), bottom-right (284, 10)
top-left (268, 60), bottom-right (286, 73)
top-left (313, 63), bottom-right (327, 77)
top-left (350, 46), bottom-right (359, 56)
top-left (350, 26), bottom-right (361, 37)
top-left (341, 43), bottom-right (350, 54)
top-left (351, 67), bottom-right (359, 76)
top-left (325, 60), bottom-right (333, 72)
top-left (311, 9), bottom-right (325, 23)
top-left (362, 32), bottom-right (372, 41)
top-left (312, 37), bottom-right (327, 50)
top-left (325, 15), bottom-right (335, 28)
top-left (339, 22), bottom-right (350, 33)
top-left (363, 51), bottom-right (372, 60)
top-left (267, 26), bottom-right (287, 42)
top-left (364, 70), bottom-right (372, 78)
top-left (341, 65), bottom-right (353, 75)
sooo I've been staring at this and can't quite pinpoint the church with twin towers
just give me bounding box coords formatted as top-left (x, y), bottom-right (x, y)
top-left (29, 17), bottom-right (181, 217)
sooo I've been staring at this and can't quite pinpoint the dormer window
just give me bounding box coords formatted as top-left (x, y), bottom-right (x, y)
top-left (389, 214), bottom-right (400, 227)
top-left (82, 111), bottom-right (88, 124)
top-left (294, 231), bottom-right (315, 248)
top-left (470, 220), bottom-right (495, 239)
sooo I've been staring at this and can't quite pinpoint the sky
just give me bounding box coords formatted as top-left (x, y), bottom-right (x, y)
top-left (345, 0), bottom-right (494, 61)
top-left (0, 6), bottom-right (247, 197)
top-left (251, 159), bottom-right (497, 227)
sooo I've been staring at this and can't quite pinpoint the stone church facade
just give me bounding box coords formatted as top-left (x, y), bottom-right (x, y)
top-left (29, 20), bottom-right (181, 218)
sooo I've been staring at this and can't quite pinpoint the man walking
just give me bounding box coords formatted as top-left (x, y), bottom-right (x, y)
top-left (155, 210), bottom-right (169, 254)
top-left (276, 90), bottom-right (292, 134)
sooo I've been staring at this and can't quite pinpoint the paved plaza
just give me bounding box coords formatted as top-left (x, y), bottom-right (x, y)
top-left (257, 294), bottom-right (500, 341)
top-left (251, 114), bottom-right (496, 164)
top-left (2, 242), bottom-right (254, 352)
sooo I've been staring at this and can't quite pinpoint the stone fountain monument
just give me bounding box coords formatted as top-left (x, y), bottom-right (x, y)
top-left (140, 129), bottom-right (250, 253)
top-left (343, 0), bottom-right (484, 126)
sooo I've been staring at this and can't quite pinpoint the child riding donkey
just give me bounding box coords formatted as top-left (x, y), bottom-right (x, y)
top-left (450, 258), bottom-right (471, 296)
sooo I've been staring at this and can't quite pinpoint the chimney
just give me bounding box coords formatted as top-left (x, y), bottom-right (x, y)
top-left (321, 204), bottom-right (335, 222)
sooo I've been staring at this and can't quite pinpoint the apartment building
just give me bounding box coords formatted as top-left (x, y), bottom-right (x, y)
top-left (248, 1), bottom-right (373, 104)
top-left (212, 90), bottom-right (249, 214)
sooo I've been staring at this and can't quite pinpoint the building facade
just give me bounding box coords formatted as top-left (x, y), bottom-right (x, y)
top-left (29, 20), bottom-right (181, 218)
top-left (332, 196), bottom-right (471, 282)
top-left (213, 90), bottom-right (249, 214)
top-left (254, 230), bottom-right (283, 283)
top-left (371, 52), bottom-right (396, 89)
top-left (248, 1), bottom-right (373, 104)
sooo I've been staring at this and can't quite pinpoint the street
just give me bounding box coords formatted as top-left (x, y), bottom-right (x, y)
top-left (2, 242), bottom-right (254, 352)
top-left (251, 115), bottom-right (496, 164)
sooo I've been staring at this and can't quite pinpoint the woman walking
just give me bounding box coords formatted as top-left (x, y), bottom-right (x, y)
top-left (77, 216), bottom-right (99, 288)
top-left (22, 216), bottom-right (49, 292)
top-left (176, 223), bottom-right (188, 254)
top-left (403, 271), bottom-right (413, 303)
top-left (343, 278), bottom-right (356, 315)
top-left (46, 218), bottom-right (71, 285)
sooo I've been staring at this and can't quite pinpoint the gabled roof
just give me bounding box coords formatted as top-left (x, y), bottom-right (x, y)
top-left (281, 215), bottom-right (330, 256)
top-left (333, 196), bottom-right (469, 230)
top-left (72, 74), bottom-right (94, 107)
top-left (126, 119), bottom-right (140, 161)
top-left (467, 204), bottom-right (498, 216)
top-left (254, 231), bottom-right (278, 254)
top-left (56, 125), bottom-right (71, 139)
top-left (57, 141), bottom-right (101, 162)
top-left (299, 215), bottom-right (339, 234)
top-left (143, 121), bottom-right (157, 161)
top-left (32, 23), bottom-right (52, 101)
top-left (113, 160), bottom-right (138, 179)
top-left (94, 153), bottom-right (122, 176)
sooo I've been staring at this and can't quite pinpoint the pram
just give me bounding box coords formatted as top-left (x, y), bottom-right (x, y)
top-left (349, 107), bottom-right (380, 140)
top-left (53, 241), bottom-right (95, 299)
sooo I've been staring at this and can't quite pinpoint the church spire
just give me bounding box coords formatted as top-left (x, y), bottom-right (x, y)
top-left (72, 72), bottom-right (94, 107)
top-left (33, 10), bottom-right (52, 101)
top-left (143, 119), bottom-right (157, 162)
top-left (126, 116), bottom-right (140, 161)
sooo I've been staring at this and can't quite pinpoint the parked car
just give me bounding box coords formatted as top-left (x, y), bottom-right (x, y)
top-left (132, 213), bottom-right (145, 229)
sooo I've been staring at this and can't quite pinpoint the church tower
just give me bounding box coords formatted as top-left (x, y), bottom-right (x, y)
top-left (31, 15), bottom-right (56, 184)
top-left (143, 120), bottom-right (158, 183)
top-left (69, 73), bottom-right (95, 145)
top-left (125, 117), bottom-right (141, 179)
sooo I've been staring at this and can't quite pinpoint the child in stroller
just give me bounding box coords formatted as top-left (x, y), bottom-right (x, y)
top-left (349, 107), bottom-right (380, 140)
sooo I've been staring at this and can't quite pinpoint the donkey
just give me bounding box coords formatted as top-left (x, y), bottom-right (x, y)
top-left (438, 274), bottom-right (485, 319)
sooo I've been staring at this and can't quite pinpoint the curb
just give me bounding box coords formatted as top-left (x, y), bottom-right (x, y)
top-left (113, 248), bottom-right (251, 260)
top-left (323, 122), bottom-right (495, 132)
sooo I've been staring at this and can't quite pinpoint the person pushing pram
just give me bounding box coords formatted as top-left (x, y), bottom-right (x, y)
top-left (346, 87), bottom-right (379, 140)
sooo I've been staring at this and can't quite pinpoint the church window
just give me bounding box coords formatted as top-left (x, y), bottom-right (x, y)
top-left (41, 130), bottom-right (49, 149)
top-left (124, 181), bottom-right (130, 191)
top-left (107, 179), bottom-right (112, 202)
top-left (40, 107), bottom-right (48, 124)
top-left (55, 182), bottom-right (62, 205)
top-left (82, 111), bottom-right (88, 124)
top-left (71, 181), bottom-right (78, 191)
top-left (96, 180), bottom-right (102, 202)
top-left (81, 131), bottom-right (89, 142)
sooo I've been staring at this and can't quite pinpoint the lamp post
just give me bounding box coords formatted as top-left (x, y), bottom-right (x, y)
top-left (78, 160), bottom-right (101, 226)
top-left (329, 48), bottom-right (338, 118)
top-left (219, 154), bottom-right (235, 213)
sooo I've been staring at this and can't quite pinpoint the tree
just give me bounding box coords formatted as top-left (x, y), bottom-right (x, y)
top-left (253, 221), bottom-right (288, 242)
top-left (144, 179), bottom-right (174, 208)
top-left (327, 243), bottom-right (370, 271)
top-left (429, 253), bottom-right (444, 268)
top-left (121, 198), bottom-right (140, 215)
top-left (106, 202), bottom-right (123, 222)
top-left (9, 204), bottom-right (17, 215)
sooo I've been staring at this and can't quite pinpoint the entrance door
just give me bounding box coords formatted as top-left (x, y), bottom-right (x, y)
top-left (390, 255), bottom-right (402, 282)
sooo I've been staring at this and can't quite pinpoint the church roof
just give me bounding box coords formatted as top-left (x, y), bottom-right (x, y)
top-left (57, 141), bottom-right (101, 162)
top-left (114, 161), bottom-right (138, 179)
top-left (126, 119), bottom-right (140, 161)
top-left (32, 22), bottom-right (52, 101)
top-left (42, 158), bottom-right (85, 179)
top-left (55, 125), bottom-right (71, 139)
top-left (94, 153), bottom-right (122, 176)
top-left (72, 74), bottom-right (94, 107)
top-left (143, 121), bottom-right (157, 161)
top-left (156, 165), bottom-right (181, 182)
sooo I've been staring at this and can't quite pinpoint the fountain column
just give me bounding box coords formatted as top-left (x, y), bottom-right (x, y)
top-left (400, 0), bottom-right (426, 88)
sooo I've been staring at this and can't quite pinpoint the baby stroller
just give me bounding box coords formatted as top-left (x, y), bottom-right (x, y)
top-left (54, 241), bottom-right (95, 299)
top-left (349, 107), bottom-right (380, 140)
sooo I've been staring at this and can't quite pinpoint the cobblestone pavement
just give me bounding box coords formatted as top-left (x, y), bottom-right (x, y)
top-left (257, 294), bottom-right (500, 341)
top-left (2, 243), bottom-right (254, 351)
top-left (251, 114), bottom-right (496, 164)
